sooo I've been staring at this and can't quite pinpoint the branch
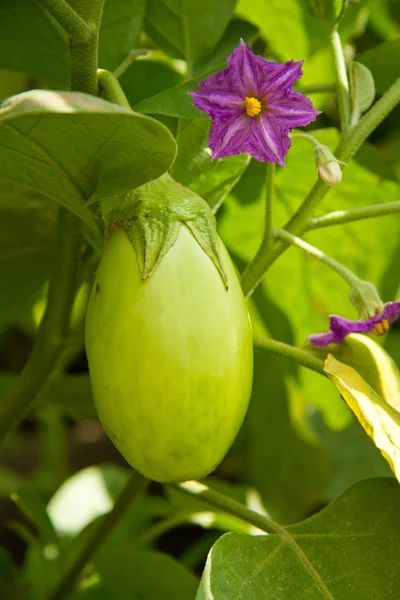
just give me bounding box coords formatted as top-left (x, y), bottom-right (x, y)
top-left (253, 337), bottom-right (325, 375)
top-left (309, 201), bottom-right (400, 229)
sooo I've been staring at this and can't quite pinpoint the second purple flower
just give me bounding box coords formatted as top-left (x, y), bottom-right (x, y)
top-left (189, 40), bottom-right (321, 166)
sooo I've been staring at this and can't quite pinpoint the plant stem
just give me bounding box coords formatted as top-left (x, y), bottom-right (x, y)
top-left (113, 49), bottom-right (149, 79)
top-left (171, 481), bottom-right (281, 535)
top-left (35, 0), bottom-right (91, 40)
top-left (241, 77), bottom-right (400, 297)
top-left (273, 228), bottom-right (359, 287)
top-left (290, 131), bottom-right (320, 147)
top-left (309, 201), bottom-right (400, 229)
top-left (97, 69), bottom-right (131, 108)
top-left (0, 209), bottom-right (81, 447)
top-left (69, 0), bottom-right (105, 95)
top-left (263, 162), bottom-right (275, 251)
top-left (253, 336), bottom-right (325, 375)
top-left (330, 28), bottom-right (350, 133)
top-left (132, 513), bottom-right (194, 549)
top-left (49, 472), bottom-right (149, 600)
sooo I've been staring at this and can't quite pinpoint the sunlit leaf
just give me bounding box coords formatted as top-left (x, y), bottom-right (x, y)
top-left (350, 62), bottom-right (375, 122)
top-left (325, 354), bottom-right (400, 481)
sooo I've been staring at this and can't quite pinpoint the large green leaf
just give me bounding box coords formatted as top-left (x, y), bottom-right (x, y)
top-left (197, 478), bottom-right (400, 599)
top-left (144, 0), bottom-right (236, 65)
top-left (0, 90), bottom-right (177, 238)
top-left (358, 39), bottom-right (400, 94)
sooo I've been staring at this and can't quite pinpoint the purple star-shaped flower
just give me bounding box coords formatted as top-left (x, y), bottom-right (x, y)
top-left (189, 40), bottom-right (320, 166)
top-left (307, 301), bottom-right (400, 348)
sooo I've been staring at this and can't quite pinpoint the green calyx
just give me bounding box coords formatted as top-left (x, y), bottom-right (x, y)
top-left (349, 279), bottom-right (384, 320)
top-left (107, 173), bottom-right (228, 289)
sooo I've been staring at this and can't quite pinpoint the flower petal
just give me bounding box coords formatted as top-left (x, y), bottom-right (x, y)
top-left (248, 113), bottom-right (290, 165)
top-left (268, 92), bottom-right (321, 128)
top-left (307, 331), bottom-right (341, 347)
top-left (227, 39), bottom-right (272, 98)
top-left (208, 113), bottom-right (250, 159)
top-left (382, 301), bottom-right (400, 324)
top-left (189, 70), bottom-right (244, 118)
top-left (307, 301), bottom-right (400, 348)
top-left (262, 60), bottom-right (305, 101)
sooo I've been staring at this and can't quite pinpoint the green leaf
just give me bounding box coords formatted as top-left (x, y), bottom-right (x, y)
top-left (313, 413), bottom-right (393, 501)
top-left (120, 60), bottom-right (182, 107)
top-left (355, 142), bottom-right (398, 183)
top-left (325, 353), bottom-right (400, 482)
top-left (171, 119), bottom-right (250, 210)
top-left (0, 90), bottom-right (177, 236)
top-left (236, 0), bottom-right (325, 61)
top-left (144, 0), bottom-right (236, 64)
top-left (0, 184), bottom-right (56, 326)
top-left (350, 62), bottom-right (375, 123)
top-left (96, 546), bottom-right (199, 600)
top-left (99, 0), bottom-right (146, 72)
top-left (193, 18), bottom-right (259, 76)
top-left (0, 0), bottom-right (68, 84)
top-left (133, 70), bottom-right (217, 119)
top-left (358, 39), bottom-right (400, 95)
top-left (197, 478), bottom-right (400, 599)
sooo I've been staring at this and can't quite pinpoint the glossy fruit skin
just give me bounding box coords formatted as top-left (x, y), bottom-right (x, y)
top-left (85, 225), bottom-right (253, 482)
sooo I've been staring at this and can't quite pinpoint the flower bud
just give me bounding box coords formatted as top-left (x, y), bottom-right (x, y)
top-left (318, 161), bottom-right (342, 186)
top-left (314, 144), bottom-right (346, 186)
top-left (349, 279), bottom-right (384, 320)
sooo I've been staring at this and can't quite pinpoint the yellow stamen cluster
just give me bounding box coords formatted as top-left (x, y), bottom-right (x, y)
top-left (372, 319), bottom-right (389, 337)
top-left (244, 96), bottom-right (261, 117)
